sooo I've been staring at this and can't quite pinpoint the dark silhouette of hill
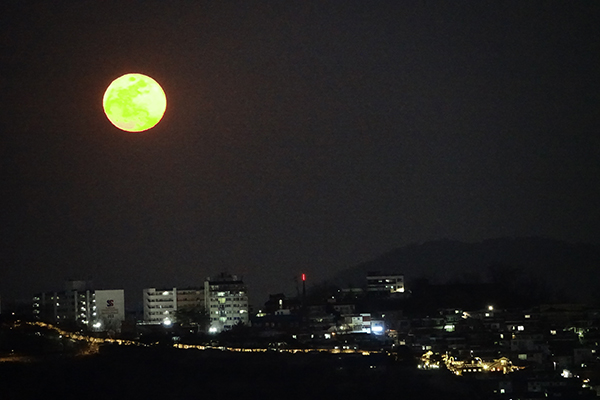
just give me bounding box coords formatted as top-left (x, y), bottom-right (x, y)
top-left (330, 237), bottom-right (600, 305)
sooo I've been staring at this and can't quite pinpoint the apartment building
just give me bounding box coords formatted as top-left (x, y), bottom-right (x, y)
top-left (143, 288), bottom-right (177, 325)
top-left (204, 273), bottom-right (249, 333)
top-left (142, 287), bottom-right (205, 325)
top-left (33, 280), bottom-right (124, 331)
top-left (366, 272), bottom-right (405, 295)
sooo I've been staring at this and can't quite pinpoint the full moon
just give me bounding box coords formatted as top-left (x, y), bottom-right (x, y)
top-left (103, 73), bottom-right (167, 132)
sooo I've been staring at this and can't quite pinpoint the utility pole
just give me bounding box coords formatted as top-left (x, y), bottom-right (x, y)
top-left (302, 273), bottom-right (306, 302)
top-left (301, 273), bottom-right (307, 329)
top-left (293, 275), bottom-right (300, 298)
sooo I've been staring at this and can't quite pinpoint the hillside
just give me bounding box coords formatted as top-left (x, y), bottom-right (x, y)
top-left (329, 237), bottom-right (600, 304)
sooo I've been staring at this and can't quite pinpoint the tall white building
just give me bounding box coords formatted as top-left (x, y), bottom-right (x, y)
top-left (205, 273), bottom-right (249, 333)
top-left (143, 288), bottom-right (177, 325)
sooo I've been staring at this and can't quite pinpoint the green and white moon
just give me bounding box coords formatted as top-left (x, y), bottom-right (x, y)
top-left (103, 73), bottom-right (167, 132)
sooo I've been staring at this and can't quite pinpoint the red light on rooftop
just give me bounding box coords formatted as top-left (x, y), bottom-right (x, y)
top-left (302, 273), bottom-right (306, 281)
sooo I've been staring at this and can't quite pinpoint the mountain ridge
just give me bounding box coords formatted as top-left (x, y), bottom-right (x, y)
top-left (329, 236), bottom-right (600, 304)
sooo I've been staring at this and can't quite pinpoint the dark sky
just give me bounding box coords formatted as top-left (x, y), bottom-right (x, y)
top-left (2, 1), bottom-right (600, 308)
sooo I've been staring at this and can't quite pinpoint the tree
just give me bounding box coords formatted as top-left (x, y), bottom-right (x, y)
top-left (174, 305), bottom-right (209, 333)
top-left (306, 281), bottom-right (340, 302)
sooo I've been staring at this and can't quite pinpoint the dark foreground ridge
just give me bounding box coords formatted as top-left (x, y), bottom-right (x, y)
top-left (0, 344), bottom-right (482, 400)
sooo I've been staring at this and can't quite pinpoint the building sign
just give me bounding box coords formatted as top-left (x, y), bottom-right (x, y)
top-left (95, 290), bottom-right (125, 320)
top-left (101, 299), bottom-right (119, 315)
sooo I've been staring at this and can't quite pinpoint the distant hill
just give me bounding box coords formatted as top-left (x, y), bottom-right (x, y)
top-left (329, 237), bottom-right (600, 304)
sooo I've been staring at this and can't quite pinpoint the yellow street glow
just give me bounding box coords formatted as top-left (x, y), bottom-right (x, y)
top-left (103, 73), bottom-right (167, 132)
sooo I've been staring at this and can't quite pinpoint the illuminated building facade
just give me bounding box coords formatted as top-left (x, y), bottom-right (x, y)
top-left (144, 287), bottom-right (216, 327)
top-left (366, 272), bottom-right (405, 295)
top-left (143, 288), bottom-right (177, 325)
top-left (176, 288), bottom-right (204, 309)
top-left (340, 313), bottom-right (373, 333)
top-left (33, 281), bottom-right (124, 331)
top-left (143, 287), bottom-right (205, 325)
top-left (204, 273), bottom-right (249, 333)
top-left (33, 290), bottom-right (94, 326)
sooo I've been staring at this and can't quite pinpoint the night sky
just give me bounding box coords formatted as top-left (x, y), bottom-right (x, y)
top-left (2, 1), bottom-right (600, 308)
